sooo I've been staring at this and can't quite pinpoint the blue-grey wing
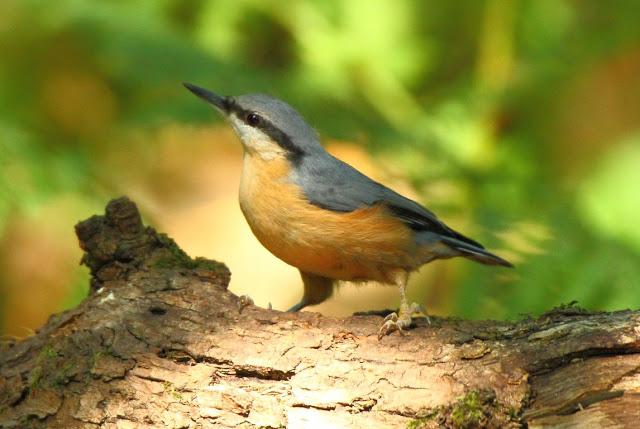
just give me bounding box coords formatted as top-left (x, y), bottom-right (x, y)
top-left (292, 154), bottom-right (484, 248)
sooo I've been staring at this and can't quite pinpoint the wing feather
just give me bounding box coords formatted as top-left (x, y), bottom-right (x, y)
top-left (293, 154), bottom-right (484, 248)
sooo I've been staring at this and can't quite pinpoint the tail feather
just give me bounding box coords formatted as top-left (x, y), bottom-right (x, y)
top-left (440, 236), bottom-right (513, 268)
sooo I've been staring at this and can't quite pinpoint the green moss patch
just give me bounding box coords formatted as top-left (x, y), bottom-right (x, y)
top-left (407, 389), bottom-right (521, 429)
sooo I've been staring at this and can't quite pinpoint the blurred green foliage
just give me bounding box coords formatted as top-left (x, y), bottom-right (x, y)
top-left (1, 0), bottom-right (640, 330)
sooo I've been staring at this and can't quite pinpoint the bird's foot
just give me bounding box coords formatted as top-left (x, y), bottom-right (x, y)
top-left (377, 312), bottom-right (409, 339)
top-left (237, 294), bottom-right (254, 314)
top-left (377, 302), bottom-right (427, 339)
top-left (412, 302), bottom-right (431, 325)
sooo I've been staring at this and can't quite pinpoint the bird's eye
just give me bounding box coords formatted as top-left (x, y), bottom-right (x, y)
top-left (246, 113), bottom-right (261, 126)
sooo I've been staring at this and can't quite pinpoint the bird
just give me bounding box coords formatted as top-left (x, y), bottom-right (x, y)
top-left (183, 82), bottom-right (512, 338)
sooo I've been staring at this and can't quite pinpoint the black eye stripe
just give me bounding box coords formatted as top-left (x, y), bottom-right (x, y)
top-left (225, 100), bottom-right (261, 127)
top-left (226, 97), bottom-right (306, 164)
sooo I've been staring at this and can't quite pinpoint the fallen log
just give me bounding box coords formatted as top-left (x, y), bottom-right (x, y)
top-left (1, 197), bottom-right (638, 428)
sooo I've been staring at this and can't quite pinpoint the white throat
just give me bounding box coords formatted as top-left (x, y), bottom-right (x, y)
top-left (228, 114), bottom-right (286, 161)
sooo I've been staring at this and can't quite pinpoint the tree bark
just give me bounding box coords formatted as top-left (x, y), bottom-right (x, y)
top-left (1, 197), bottom-right (639, 429)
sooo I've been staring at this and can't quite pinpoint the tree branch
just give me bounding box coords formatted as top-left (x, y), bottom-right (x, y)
top-left (1, 197), bottom-right (639, 428)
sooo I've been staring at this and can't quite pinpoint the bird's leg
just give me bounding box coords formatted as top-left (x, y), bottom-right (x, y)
top-left (378, 271), bottom-right (426, 339)
top-left (287, 271), bottom-right (334, 312)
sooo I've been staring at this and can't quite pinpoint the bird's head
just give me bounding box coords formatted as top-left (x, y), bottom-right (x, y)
top-left (184, 83), bottom-right (322, 163)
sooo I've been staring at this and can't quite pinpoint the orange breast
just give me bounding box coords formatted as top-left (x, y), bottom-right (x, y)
top-left (238, 154), bottom-right (419, 282)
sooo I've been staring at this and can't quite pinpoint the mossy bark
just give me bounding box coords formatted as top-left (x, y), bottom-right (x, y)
top-left (1, 197), bottom-right (639, 428)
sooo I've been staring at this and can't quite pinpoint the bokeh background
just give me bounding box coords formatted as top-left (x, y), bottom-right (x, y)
top-left (2, 0), bottom-right (640, 337)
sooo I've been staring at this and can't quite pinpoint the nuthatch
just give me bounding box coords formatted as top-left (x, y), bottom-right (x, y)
top-left (184, 83), bottom-right (512, 338)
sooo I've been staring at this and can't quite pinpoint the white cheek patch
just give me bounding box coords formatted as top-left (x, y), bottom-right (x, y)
top-left (229, 115), bottom-right (285, 160)
top-left (229, 115), bottom-right (260, 141)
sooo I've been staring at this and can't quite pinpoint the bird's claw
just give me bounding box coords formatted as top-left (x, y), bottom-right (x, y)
top-left (237, 294), bottom-right (254, 313)
top-left (408, 302), bottom-right (431, 325)
top-left (377, 312), bottom-right (411, 340)
top-left (377, 302), bottom-right (429, 339)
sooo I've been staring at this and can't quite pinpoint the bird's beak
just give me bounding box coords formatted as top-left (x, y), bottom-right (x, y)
top-left (183, 82), bottom-right (227, 113)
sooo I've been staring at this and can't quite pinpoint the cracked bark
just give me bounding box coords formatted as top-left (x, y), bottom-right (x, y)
top-left (1, 197), bottom-right (639, 429)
